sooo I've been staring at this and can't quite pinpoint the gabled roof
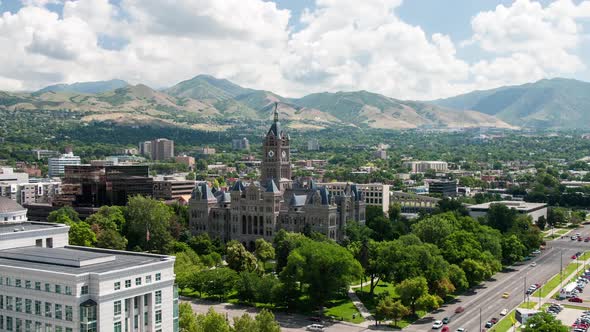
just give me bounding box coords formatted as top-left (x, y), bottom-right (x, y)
top-left (231, 180), bottom-right (245, 192)
top-left (289, 194), bottom-right (307, 207)
top-left (266, 179), bottom-right (280, 193)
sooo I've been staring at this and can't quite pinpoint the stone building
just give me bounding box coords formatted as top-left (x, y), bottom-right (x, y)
top-left (189, 106), bottom-right (365, 246)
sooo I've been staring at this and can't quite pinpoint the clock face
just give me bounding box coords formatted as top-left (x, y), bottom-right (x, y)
top-left (282, 151), bottom-right (287, 158)
top-left (268, 150), bottom-right (274, 157)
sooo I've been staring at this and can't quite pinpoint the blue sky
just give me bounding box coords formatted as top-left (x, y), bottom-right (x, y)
top-left (0, 0), bottom-right (589, 99)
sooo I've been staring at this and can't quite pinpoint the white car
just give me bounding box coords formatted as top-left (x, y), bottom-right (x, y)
top-left (456, 329), bottom-right (466, 332)
top-left (532, 249), bottom-right (541, 255)
top-left (306, 324), bottom-right (325, 331)
top-left (531, 262), bottom-right (537, 267)
top-left (500, 309), bottom-right (508, 316)
top-left (432, 320), bottom-right (444, 329)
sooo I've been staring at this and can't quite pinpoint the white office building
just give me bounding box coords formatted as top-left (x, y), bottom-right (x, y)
top-left (0, 168), bottom-right (29, 185)
top-left (319, 182), bottom-right (391, 214)
top-left (48, 153), bottom-right (81, 178)
top-left (0, 199), bottom-right (178, 332)
top-left (467, 201), bottom-right (548, 223)
top-left (402, 161), bottom-right (448, 173)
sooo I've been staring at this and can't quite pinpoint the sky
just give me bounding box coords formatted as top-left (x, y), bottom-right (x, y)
top-left (1, 0), bottom-right (590, 100)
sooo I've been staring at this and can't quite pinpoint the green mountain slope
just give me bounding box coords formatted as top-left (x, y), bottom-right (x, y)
top-left (35, 79), bottom-right (128, 95)
top-left (431, 78), bottom-right (590, 128)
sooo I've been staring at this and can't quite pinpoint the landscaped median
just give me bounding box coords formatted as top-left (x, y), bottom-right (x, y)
top-left (533, 260), bottom-right (582, 298)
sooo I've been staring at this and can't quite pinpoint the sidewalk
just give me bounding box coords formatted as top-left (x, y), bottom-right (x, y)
top-left (347, 285), bottom-right (374, 324)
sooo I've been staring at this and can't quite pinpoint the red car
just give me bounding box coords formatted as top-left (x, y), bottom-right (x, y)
top-left (573, 255), bottom-right (579, 259)
top-left (455, 307), bottom-right (464, 313)
top-left (569, 297), bottom-right (583, 303)
top-left (491, 317), bottom-right (499, 324)
top-left (442, 327), bottom-right (450, 332)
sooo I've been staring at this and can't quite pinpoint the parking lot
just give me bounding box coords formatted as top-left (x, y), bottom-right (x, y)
top-left (556, 307), bottom-right (582, 326)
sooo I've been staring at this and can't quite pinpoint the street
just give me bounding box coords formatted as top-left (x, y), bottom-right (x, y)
top-left (405, 224), bottom-right (590, 332)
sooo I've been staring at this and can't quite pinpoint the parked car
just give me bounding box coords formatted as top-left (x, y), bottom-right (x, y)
top-left (573, 255), bottom-right (578, 259)
top-left (531, 262), bottom-right (537, 267)
top-left (500, 309), bottom-right (508, 316)
top-left (491, 318), bottom-right (498, 324)
top-left (432, 320), bottom-right (444, 329)
top-left (306, 324), bottom-right (325, 331)
top-left (485, 321), bottom-right (493, 328)
top-left (532, 249), bottom-right (541, 255)
top-left (570, 297), bottom-right (584, 303)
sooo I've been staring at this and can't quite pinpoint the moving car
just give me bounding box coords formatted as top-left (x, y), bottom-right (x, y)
top-left (455, 307), bottom-right (465, 313)
top-left (442, 327), bottom-right (450, 332)
top-left (502, 292), bottom-right (510, 298)
top-left (531, 262), bottom-right (537, 267)
top-left (306, 324), bottom-right (325, 331)
top-left (500, 309), bottom-right (508, 316)
top-left (442, 317), bottom-right (451, 324)
top-left (455, 329), bottom-right (466, 332)
top-left (432, 320), bottom-right (444, 329)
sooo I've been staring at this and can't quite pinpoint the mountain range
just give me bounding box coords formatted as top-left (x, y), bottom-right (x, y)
top-left (1, 76), bottom-right (588, 131)
top-left (431, 78), bottom-right (590, 129)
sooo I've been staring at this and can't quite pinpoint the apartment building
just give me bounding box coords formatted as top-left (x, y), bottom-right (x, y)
top-left (319, 182), bottom-right (391, 214)
top-left (48, 153), bottom-right (81, 178)
top-left (402, 161), bottom-right (448, 173)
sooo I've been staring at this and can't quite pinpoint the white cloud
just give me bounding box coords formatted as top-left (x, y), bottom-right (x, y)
top-left (0, 0), bottom-right (589, 99)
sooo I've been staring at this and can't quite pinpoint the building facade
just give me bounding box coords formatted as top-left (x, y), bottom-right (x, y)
top-left (307, 139), bottom-right (320, 151)
top-left (402, 161), bottom-right (448, 173)
top-left (48, 153), bottom-right (81, 178)
top-left (0, 181), bottom-right (61, 206)
top-left (232, 138), bottom-right (250, 151)
top-left (467, 201), bottom-right (548, 223)
top-left (319, 182), bottom-right (390, 215)
top-left (0, 199), bottom-right (178, 332)
top-left (188, 107), bottom-right (366, 246)
top-left (428, 180), bottom-right (458, 197)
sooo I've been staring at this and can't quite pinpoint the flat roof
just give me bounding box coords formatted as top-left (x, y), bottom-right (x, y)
top-left (0, 246), bottom-right (171, 275)
top-left (468, 201), bottom-right (547, 211)
top-left (0, 222), bottom-right (67, 235)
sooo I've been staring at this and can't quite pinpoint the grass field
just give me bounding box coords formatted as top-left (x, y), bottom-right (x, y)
top-left (354, 282), bottom-right (397, 313)
top-left (534, 261), bottom-right (581, 298)
top-left (324, 296), bottom-right (365, 324)
top-left (490, 310), bottom-right (516, 332)
top-left (519, 301), bottom-right (537, 309)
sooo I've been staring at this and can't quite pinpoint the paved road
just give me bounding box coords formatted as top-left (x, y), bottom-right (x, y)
top-left (404, 225), bottom-right (590, 332)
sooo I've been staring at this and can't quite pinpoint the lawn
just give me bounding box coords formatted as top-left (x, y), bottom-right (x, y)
top-left (324, 296), bottom-right (365, 324)
top-left (578, 251), bottom-right (590, 261)
top-left (490, 310), bottom-right (516, 332)
top-left (354, 281), bottom-right (397, 313)
top-left (519, 301), bottom-right (537, 309)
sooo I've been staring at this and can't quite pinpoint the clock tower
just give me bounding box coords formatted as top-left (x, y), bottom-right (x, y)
top-left (261, 103), bottom-right (292, 191)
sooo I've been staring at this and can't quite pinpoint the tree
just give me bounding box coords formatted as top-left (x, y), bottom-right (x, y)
top-left (416, 293), bottom-right (442, 312)
top-left (375, 297), bottom-right (395, 323)
top-left (86, 205), bottom-right (126, 232)
top-left (125, 196), bottom-right (173, 253)
top-left (254, 309), bottom-right (281, 332)
top-left (235, 271), bottom-right (260, 304)
top-left (195, 307), bottom-right (230, 332)
top-left (199, 268), bottom-right (238, 301)
top-left (390, 301), bottom-right (410, 327)
top-left (273, 230), bottom-right (308, 272)
top-left (67, 221), bottom-right (96, 247)
top-left (48, 206), bottom-right (80, 224)
top-left (175, 249), bottom-right (203, 289)
top-left (388, 202), bottom-right (402, 221)
top-left (521, 312), bottom-right (568, 332)
top-left (411, 215), bottom-right (455, 247)
top-left (447, 264), bottom-right (468, 291)
top-left (366, 215), bottom-right (395, 241)
top-left (397, 277), bottom-right (428, 314)
top-left (281, 240), bottom-right (362, 311)
top-left (226, 241), bottom-right (260, 273)
top-left (179, 302), bottom-right (198, 332)
top-left (486, 203), bottom-right (518, 233)
top-left (537, 215), bottom-right (547, 230)
top-left (501, 234), bottom-right (526, 265)
top-left (232, 314), bottom-right (257, 332)
top-left (432, 278), bottom-right (456, 299)
top-left (254, 238), bottom-right (275, 266)
top-left (96, 228), bottom-right (127, 250)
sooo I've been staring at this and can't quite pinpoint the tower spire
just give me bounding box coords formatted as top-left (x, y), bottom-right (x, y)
top-left (273, 102), bottom-right (279, 123)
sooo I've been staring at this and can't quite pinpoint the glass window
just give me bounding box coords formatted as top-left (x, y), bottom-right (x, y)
top-left (134, 315), bottom-right (138, 329)
top-left (6, 277), bottom-right (13, 286)
top-left (7, 296), bottom-right (13, 310)
top-left (35, 322), bottom-right (42, 332)
top-left (44, 283), bottom-right (51, 292)
top-left (45, 302), bottom-right (52, 318)
top-left (81, 285), bottom-right (89, 295)
top-left (25, 299), bottom-right (32, 314)
top-left (35, 301), bottom-right (41, 315)
top-left (133, 298), bottom-right (138, 309)
top-left (44, 323), bottom-right (52, 332)
top-left (55, 327), bottom-right (62, 332)
top-left (0, 315), bottom-right (3, 329)
top-left (135, 277), bottom-right (141, 286)
top-left (0, 295), bottom-right (4, 309)
top-left (55, 304), bottom-right (62, 320)
top-left (16, 279), bottom-right (22, 288)
top-left (113, 322), bottom-right (121, 332)
top-left (35, 282), bottom-right (41, 291)
top-left (144, 312), bottom-right (148, 326)
top-left (25, 320), bottom-right (31, 332)
top-left (55, 285), bottom-right (61, 294)
top-left (114, 282), bottom-right (120, 290)
top-left (66, 328), bottom-right (72, 332)
top-left (114, 301), bottom-right (121, 316)
top-left (16, 297), bottom-right (22, 312)
top-left (65, 306), bottom-right (73, 321)
top-left (65, 286), bottom-right (72, 295)
top-left (16, 318), bottom-right (22, 332)
top-left (143, 294), bottom-right (148, 306)
top-left (145, 275), bottom-right (152, 284)
top-left (7, 316), bottom-right (13, 331)
top-left (155, 310), bottom-right (162, 324)
top-left (125, 280), bottom-right (131, 288)
top-left (25, 281), bottom-right (31, 289)
top-left (155, 291), bottom-right (162, 305)
top-left (155, 273), bottom-right (161, 281)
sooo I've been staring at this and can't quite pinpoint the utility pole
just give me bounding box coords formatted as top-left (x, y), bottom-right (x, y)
top-left (479, 307), bottom-right (482, 332)
top-left (560, 249), bottom-right (563, 289)
top-left (523, 275), bottom-right (527, 304)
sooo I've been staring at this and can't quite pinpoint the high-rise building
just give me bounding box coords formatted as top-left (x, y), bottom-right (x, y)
top-left (261, 105), bottom-right (292, 192)
top-left (307, 139), bottom-right (320, 151)
top-left (48, 153), bottom-right (81, 178)
top-left (402, 161), bottom-right (448, 173)
top-left (373, 150), bottom-right (387, 160)
top-left (153, 179), bottom-right (196, 201)
top-left (151, 139), bottom-right (174, 161)
top-left (174, 156), bottom-right (195, 170)
top-left (0, 198), bottom-right (178, 332)
top-left (232, 138), bottom-right (250, 151)
top-left (139, 141), bottom-right (152, 157)
top-left (428, 179), bottom-right (457, 197)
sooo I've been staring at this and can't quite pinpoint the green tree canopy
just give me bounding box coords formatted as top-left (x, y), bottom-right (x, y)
top-left (125, 196), bottom-right (173, 253)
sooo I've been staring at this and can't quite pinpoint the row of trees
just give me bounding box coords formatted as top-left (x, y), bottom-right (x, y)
top-left (179, 302), bottom-right (281, 332)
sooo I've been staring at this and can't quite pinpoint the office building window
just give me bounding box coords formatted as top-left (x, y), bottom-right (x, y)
top-left (144, 312), bottom-right (148, 326)
top-left (6, 277), bottom-right (13, 286)
top-left (45, 283), bottom-right (51, 292)
top-left (143, 294), bottom-right (148, 306)
top-left (35, 322), bottom-right (42, 332)
top-left (145, 275), bottom-right (152, 284)
top-left (114, 322), bottom-right (122, 332)
top-left (7, 296), bottom-right (13, 310)
top-left (55, 304), bottom-right (62, 320)
top-left (55, 326), bottom-right (62, 332)
top-left (66, 328), bottom-right (72, 332)
top-left (114, 282), bottom-right (120, 290)
top-left (134, 297), bottom-right (138, 309)
top-left (16, 279), bottom-right (21, 288)
top-left (81, 285), bottom-right (89, 295)
top-left (0, 315), bottom-right (3, 329)
top-left (25, 320), bottom-right (31, 332)
top-left (65, 286), bottom-right (72, 295)
top-left (134, 315), bottom-right (138, 329)
top-left (125, 280), bottom-right (131, 288)
top-left (45, 323), bottom-right (52, 332)
top-left (35, 282), bottom-right (41, 291)
top-left (35, 301), bottom-right (41, 315)
top-left (155, 273), bottom-right (161, 281)
top-left (65, 306), bottom-right (73, 321)
top-left (155, 291), bottom-right (162, 305)
top-left (135, 277), bottom-right (141, 286)
top-left (25, 280), bottom-right (31, 289)
top-left (0, 295), bottom-right (3, 309)
top-left (15, 297), bottom-right (22, 312)
top-left (25, 299), bottom-right (32, 314)
top-left (114, 301), bottom-right (121, 316)
top-left (6, 316), bottom-right (12, 331)
top-left (155, 310), bottom-right (162, 324)
top-left (45, 302), bottom-right (52, 318)
top-left (55, 285), bottom-right (61, 294)
top-left (16, 318), bottom-right (22, 332)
